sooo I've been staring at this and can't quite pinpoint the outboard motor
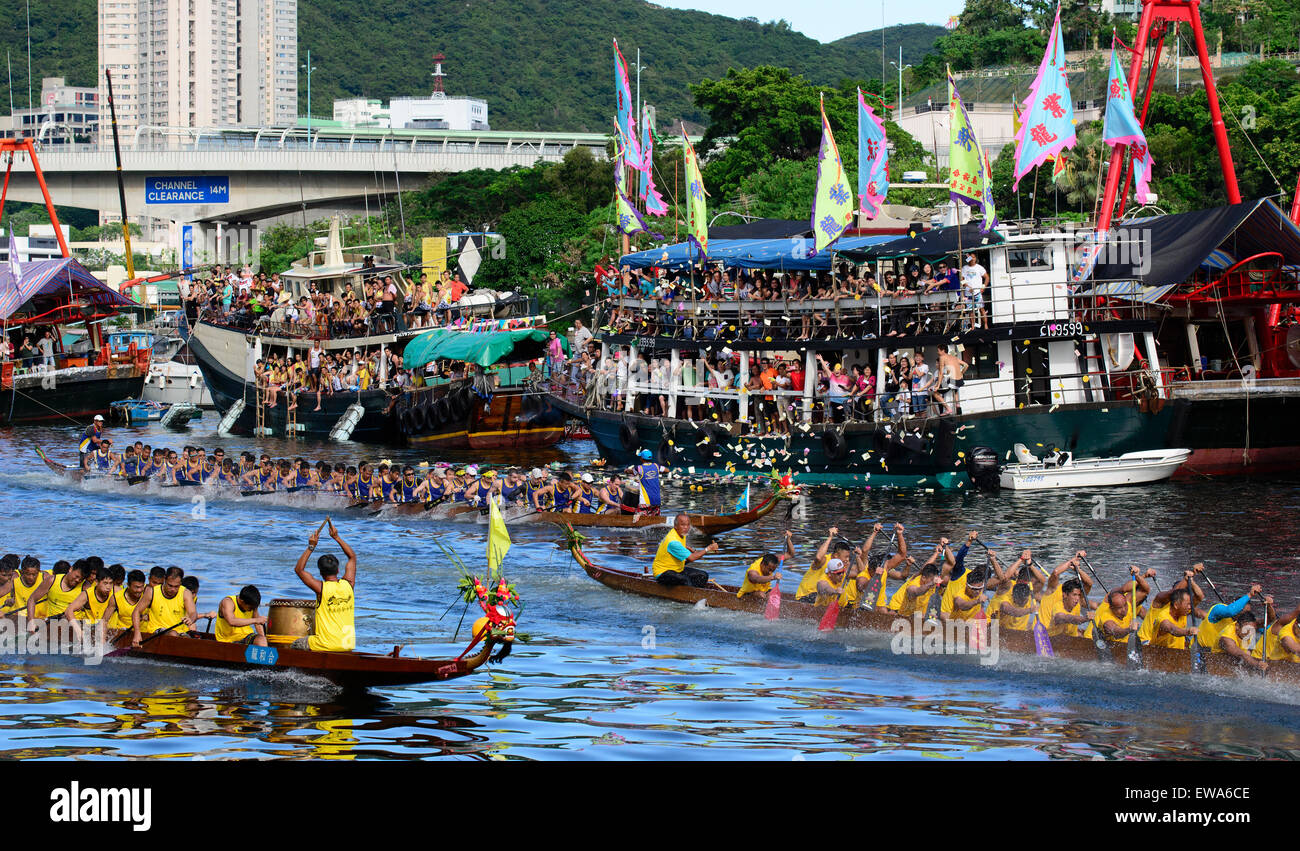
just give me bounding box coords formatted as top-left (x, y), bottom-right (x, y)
top-left (966, 446), bottom-right (1001, 493)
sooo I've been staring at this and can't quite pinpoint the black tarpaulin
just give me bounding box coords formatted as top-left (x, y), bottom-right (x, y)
top-left (834, 222), bottom-right (1004, 260)
top-left (1091, 199), bottom-right (1300, 287)
top-left (708, 218), bottom-right (811, 240)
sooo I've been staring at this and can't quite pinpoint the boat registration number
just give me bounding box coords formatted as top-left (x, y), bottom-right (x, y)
top-left (1039, 321), bottom-right (1085, 338)
top-left (245, 645), bottom-right (280, 666)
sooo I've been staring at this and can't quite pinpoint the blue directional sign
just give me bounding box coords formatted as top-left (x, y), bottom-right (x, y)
top-left (145, 176), bottom-right (230, 204)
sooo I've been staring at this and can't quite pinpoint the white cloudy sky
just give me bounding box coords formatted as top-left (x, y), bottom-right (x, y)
top-left (650, 0), bottom-right (967, 43)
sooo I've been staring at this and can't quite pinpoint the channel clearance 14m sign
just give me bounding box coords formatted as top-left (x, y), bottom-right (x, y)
top-left (144, 176), bottom-right (229, 204)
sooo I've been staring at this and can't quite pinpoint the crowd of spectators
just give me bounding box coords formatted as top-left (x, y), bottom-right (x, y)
top-left (183, 263), bottom-right (475, 339)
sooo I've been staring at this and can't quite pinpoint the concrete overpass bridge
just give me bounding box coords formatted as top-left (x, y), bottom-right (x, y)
top-left (3, 124), bottom-right (610, 265)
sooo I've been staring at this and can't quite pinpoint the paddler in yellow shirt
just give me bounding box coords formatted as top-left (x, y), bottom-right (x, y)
top-left (1036, 552), bottom-right (1094, 637)
top-left (292, 518), bottom-right (358, 651)
top-left (1194, 584), bottom-right (1269, 673)
top-left (102, 569), bottom-right (148, 633)
top-left (132, 566), bottom-right (197, 646)
top-left (795, 526), bottom-right (847, 603)
top-left (215, 585), bottom-right (269, 647)
top-left (5, 556), bottom-right (49, 618)
top-left (1093, 566), bottom-right (1155, 643)
top-left (27, 560), bottom-right (87, 631)
top-left (1138, 567), bottom-right (1206, 649)
top-left (0, 554), bottom-right (17, 614)
top-left (940, 566), bottom-right (988, 623)
top-left (1259, 599), bottom-right (1300, 663)
top-left (737, 531), bottom-right (792, 599)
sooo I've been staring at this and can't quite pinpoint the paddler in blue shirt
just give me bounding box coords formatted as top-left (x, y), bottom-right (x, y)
top-left (633, 449), bottom-right (662, 514)
top-left (78, 415), bottom-right (106, 466)
top-left (500, 470), bottom-right (526, 506)
top-left (83, 438), bottom-right (117, 474)
top-left (466, 469), bottom-right (500, 506)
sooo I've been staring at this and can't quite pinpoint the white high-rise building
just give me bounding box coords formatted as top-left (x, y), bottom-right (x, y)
top-left (97, 0), bottom-right (298, 142)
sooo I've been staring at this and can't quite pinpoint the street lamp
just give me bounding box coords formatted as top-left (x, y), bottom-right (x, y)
top-left (889, 46), bottom-right (911, 115)
top-left (302, 50), bottom-right (317, 139)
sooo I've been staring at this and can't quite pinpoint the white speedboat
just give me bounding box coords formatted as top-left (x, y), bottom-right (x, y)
top-left (1000, 444), bottom-right (1191, 491)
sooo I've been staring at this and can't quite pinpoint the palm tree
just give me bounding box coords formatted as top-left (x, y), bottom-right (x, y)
top-left (1051, 121), bottom-right (1106, 215)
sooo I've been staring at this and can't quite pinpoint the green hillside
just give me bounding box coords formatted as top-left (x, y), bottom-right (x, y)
top-left (0, 0), bottom-right (945, 131)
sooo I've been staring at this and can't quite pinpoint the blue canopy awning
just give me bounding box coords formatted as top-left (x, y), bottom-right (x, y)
top-left (619, 235), bottom-right (896, 272)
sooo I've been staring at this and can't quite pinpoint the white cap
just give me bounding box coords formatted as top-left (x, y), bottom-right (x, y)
top-left (530, 468), bottom-right (545, 480)
top-left (466, 464), bottom-right (479, 475)
top-left (581, 473), bottom-right (595, 483)
top-left (825, 558), bottom-right (845, 573)
top-left (93, 415), bottom-right (104, 422)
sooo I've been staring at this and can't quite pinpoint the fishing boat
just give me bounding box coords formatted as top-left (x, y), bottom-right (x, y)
top-left (393, 327), bottom-right (567, 450)
top-left (103, 627), bottom-right (507, 691)
top-left (186, 217), bottom-right (534, 443)
top-left (565, 539), bottom-right (1300, 685)
top-left (998, 445), bottom-right (1190, 491)
top-left (525, 487), bottom-right (787, 534)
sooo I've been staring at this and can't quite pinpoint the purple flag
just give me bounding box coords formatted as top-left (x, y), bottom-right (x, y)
top-left (1033, 616), bottom-right (1055, 657)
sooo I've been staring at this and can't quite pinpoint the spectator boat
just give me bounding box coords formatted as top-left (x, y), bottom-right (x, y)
top-left (547, 202), bottom-right (1300, 489)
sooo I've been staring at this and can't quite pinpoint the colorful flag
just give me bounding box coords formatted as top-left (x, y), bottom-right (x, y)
top-left (615, 165), bottom-right (663, 240)
top-left (947, 72), bottom-right (997, 232)
top-left (487, 494), bottom-right (511, 577)
top-left (640, 108), bottom-right (669, 217)
top-left (734, 483), bottom-right (750, 513)
top-left (683, 130), bottom-right (709, 258)
top-left (614, 40), bottom-right (647, 174)
top-left (1012, 6), bottom-right (1076, 191)
top-left (1102, 41), bottom-right (1154, 205)
top-left (811, 93), bottom-right (855, 253)
top-left (1012, 100), bottom-right (1023, 138)
top-left (857, 88), bottom-right (889, 219)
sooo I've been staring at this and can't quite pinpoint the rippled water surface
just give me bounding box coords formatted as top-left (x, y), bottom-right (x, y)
top-left (1, 420), bottom-right (1298, 760)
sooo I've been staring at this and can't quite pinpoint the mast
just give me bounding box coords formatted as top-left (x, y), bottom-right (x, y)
top-left (105, 69), bottom-right (138, 292)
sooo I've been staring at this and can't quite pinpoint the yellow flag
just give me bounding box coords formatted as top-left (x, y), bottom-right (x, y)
top-left (811, 93), bottom-right (854, 252)
top-left (683, 130), bottom-right (709, 258)
top-left (487, 496), bottom-right (511, 576)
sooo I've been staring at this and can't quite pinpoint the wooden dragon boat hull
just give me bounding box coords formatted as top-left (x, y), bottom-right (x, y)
top-left (568, 545), bottom-right (1300, 686)
top-left (106, 629), bottom-right (500, 690)
top-left (532, 491), bottom-right (784, 534)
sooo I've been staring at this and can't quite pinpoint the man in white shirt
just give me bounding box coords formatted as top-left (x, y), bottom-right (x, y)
top-left (961, 254), bottom-right (990, 329)
top-left (572, 319), bottom-right (593, 352)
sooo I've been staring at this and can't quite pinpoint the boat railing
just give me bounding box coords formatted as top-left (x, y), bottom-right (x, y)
top-left (596, 359), bottom-right (1164, 430)
top-left (599, 285), bottom-right (1157, 341)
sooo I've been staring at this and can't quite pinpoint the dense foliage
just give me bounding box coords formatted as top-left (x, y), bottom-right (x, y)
top-left (0, 1), bottom-right (943, 132)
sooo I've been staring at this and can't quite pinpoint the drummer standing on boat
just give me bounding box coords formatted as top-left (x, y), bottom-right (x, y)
top-left (631, 449), bottom-right (661, 514)
top-left (292, 519), bottom-right (357, 652)
top-left (78, 415), bottom-right (106, 466)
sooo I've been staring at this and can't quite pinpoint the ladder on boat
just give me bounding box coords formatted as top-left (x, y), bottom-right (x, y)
top-left (253, 384), bottom-right (273, 437)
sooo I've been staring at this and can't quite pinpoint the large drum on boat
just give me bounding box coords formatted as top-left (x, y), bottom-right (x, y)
top-left (268, 598), bottom-right (317, 641)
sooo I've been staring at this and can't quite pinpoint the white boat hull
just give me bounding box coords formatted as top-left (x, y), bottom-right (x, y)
top-left (1000, 449), bottom-right (1191, 491)
top-left (141, 361), bottom-right (215, 408)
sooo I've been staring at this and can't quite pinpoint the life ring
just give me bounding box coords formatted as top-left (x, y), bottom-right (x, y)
top-left (822, 428), bottom-right (848, 461)
top-left (619, 421), bottom-right (640, 452)
top-left (432, 398), bottom-right (451, 426)
top-left (653, 439), bottom-right (674, 468)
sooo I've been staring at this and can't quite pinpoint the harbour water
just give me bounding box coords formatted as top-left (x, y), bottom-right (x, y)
top-left (2, 421), bottom-right (1298, 760)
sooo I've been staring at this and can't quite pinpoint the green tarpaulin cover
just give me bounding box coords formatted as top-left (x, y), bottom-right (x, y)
top-left (401, 328), bottom-right (568, 370)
